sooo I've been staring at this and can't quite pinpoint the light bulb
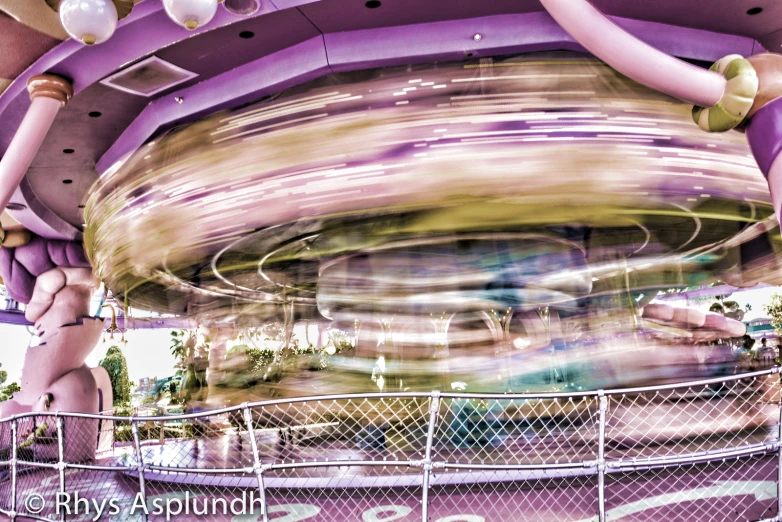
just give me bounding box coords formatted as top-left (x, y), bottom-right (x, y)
top-left (163, 0), bottom-right (219, 31)
top-left (59, 0), bottom-right (118, 46)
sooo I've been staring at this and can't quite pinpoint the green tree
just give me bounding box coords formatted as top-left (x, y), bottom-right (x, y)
top-left (100, 345), bottom-right (131, 405)
top-left (722, 300), bottom-right (744, 321)
top-left (0, 362), bottom-right (9, 387)
top-left (0, 362), bottom-right (17, 402)
top-left (170, 330), bottom-right (188, 364)
top-left (0, 382), bottom-right (20, 402)
top-left (765, 293), bottom-right (782, 333)
top-left (169, 329), bottom-right (210, 410)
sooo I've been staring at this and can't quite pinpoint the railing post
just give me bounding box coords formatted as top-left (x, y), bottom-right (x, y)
top-left (56, 415), bottom-right (66, 522)
top-left (597, 391), bottom-right (607, 522)
top-left (131, 420), bottom-right (148, 522)
top-left (777, 381), bottom-right (782, 520)
top-left (421, 391), bottom-right (440, 522)
top-left (243, 404), bottom-right (268, 522)
top-left (10, 418), bottom-right (17, 521)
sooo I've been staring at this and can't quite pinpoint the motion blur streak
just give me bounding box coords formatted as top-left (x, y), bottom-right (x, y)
top-left (85, 53), bottom-right (780, 402)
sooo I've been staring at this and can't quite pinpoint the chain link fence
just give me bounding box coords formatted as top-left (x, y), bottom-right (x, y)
top-left (0, 367), bottom-right (779, 521)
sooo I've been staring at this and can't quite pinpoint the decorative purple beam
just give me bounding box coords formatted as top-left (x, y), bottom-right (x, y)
top-left (326, 12), bottom-right (759, 73)
top-left (0, 310), bottom-right (32, 326)
top-left (111, 316), bottom-right (195, 330)
top-left (7, 177), bottom-right (82, 240)
top-left (96, 12), bottom-right (761, 173)
top-left (269, 0), bottom-right (320, 8)
top-left (0, 310), bottom-right (194, 329)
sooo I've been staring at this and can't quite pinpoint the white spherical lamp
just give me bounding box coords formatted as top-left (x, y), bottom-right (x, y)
top-left (163, 0), bottom-right (219, 31)
top-left (59, 0), bottom-right (118, 46)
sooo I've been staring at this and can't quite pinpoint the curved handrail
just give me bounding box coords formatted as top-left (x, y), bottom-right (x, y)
top-left (1, 367), bottom-right (776, 423)
top-left (1, 367), bottom-right (779, 522)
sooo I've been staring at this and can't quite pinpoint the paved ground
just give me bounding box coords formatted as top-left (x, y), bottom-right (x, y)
top-left (0, 451), bottom-right (776, 521)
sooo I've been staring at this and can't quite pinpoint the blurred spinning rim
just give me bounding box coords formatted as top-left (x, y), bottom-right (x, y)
top-left (84, 53), bottom-right (780, 322)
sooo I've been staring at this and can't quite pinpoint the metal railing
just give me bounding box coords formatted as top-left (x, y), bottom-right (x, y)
top-left (0, 366), bottom-right (780, 521)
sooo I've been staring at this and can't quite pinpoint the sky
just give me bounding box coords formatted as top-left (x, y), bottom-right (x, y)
top-left (0, 326), bottom-right (177, 385)
top-left (0, 285), bottom-right (780, 386)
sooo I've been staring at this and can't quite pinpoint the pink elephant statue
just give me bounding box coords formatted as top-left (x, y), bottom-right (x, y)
top-left (0, 235), bottom-right (104, 461)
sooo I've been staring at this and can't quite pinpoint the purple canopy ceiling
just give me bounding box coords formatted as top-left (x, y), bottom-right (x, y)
top-left (0, 0), bottom-right (769, 240)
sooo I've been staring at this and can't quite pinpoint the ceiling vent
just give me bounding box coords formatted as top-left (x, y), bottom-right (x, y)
top-left (100, 56), bottom-right (198, 97)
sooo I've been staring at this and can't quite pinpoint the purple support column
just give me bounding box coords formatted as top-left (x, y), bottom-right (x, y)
top-left (746, 97), bottom-right (782, 217)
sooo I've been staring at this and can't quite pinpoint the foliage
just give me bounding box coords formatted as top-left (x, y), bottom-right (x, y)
top-left (169, 330), bottom-right (210, 410)
top-left (220, 344), bottom-right (274, 389)
top-left (0, 361), bottom-right (11, 403)
top-left (170, 329), bottom-right (210, 362)
top-left (0, 382), bottom-right (20, 402)
top-left (235, 323), bottom-right (298, 351)
top-left (169, 330), bottom-right (188, 364)
top-left (721, 300), bottom-right (744, 321)
top-left (113, 420), bottom-right (206, 443)
top-left (709, 300), bottom-right (744, 321)
top-left (220, 326), bottom-right (356, 390)
top-left (228, 344), bottom-right (276, 372)
top-left (765, 293), bottom-right (782, 333)
top-left (99, 345), bottom-right (132, 405)
top-left (113, 403), bottom-right (135, 417)
top-left (326, 328), bottom-right (355, 353)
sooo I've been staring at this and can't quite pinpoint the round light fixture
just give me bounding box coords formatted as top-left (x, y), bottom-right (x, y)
top-left (58, 0), bottom-right (118, 46)
top-left (163, 0), bottom-right (219, 31)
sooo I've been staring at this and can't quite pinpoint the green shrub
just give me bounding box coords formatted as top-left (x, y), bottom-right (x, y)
top-left (100, 346), bottom-right (131, 405)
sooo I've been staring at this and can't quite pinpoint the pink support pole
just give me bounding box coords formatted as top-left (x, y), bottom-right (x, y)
top-left (539, 0), bottom-right (726, 108)
top-left (0, 75), bottom-right (72, 215)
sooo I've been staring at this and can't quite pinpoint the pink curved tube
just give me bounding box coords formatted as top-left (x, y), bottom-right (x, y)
top-left (641, 303), bottom-right (674, 322)
top-left (539, 0), bottom-right (726, 108)
top-left (0, 96), bottom-right (62, 213)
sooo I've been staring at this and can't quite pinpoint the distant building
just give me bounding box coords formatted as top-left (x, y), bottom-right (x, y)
top-left (137, 377), bottom-right (156, 393)
top-left (746, 317), bottom-right (779, 345)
